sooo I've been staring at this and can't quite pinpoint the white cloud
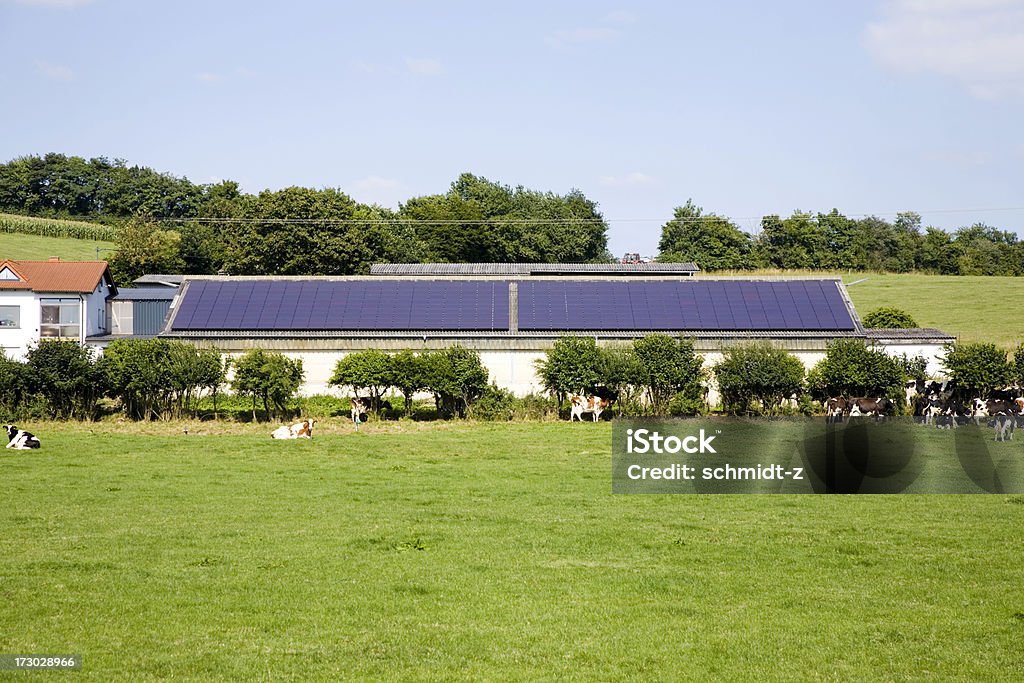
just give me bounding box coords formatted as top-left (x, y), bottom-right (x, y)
top-left (351, 176), bottom-right (404, 207)
top-left (405, 58), bottom-right (443, 76)
top-left (547, 27), bottom-right (619, 48)
top-left (195, 72), bottom-right (222, 83)
top-left (35, 60), bottom-right (72, 81)
top-left (13, 0), bottom-right (93, 7)
top-left (598, 172), bottom-right (655, 187)
top-left (865, 0), bottom-right (1024, 98)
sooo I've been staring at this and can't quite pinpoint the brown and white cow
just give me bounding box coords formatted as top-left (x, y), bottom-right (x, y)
top-left (351, 397), bottom-right (370, 427)
top-left (569, 395), bottom-right (609, 422)
top-left (271, 419), bottom-right (317, 439)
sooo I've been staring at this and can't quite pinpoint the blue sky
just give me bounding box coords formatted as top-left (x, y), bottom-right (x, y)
top-left (2, 0), bottom-right (1022, 257)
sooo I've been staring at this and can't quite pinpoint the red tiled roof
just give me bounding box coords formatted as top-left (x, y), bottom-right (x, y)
top-left (0, 259), bottom-right (114, 294)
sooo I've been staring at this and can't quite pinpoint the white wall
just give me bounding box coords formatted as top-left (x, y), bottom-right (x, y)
top-left (877, 342), bottom-right (948, 378)
top-left (203, 340), bottom-right (950, 407)
top-left (0, 291), bottom-right (41, 360)
top-left (84, 281), bottom-right (111, 337)
top-left (1, 282), bottom-right (111, 360)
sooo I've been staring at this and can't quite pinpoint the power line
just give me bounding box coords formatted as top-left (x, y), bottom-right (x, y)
top-left (151, 206), bottom-right (1024, 225)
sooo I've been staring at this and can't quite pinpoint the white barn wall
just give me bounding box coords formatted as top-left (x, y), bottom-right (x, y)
top-left (204, 342), bottom-right (877, 405)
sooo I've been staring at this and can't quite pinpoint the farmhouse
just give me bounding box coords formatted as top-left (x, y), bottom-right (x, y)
top-left (157, 265), bottom-right (954, 400)
top-left (0, 258), bottom-right (115, 360)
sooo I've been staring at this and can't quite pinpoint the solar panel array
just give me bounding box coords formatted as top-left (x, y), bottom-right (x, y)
top-left (169, 278), bottom-right (856, 333)
top-left (170, 280), bottom-right (510, 331)
top-left (517, 280), bottom-right (856, 331)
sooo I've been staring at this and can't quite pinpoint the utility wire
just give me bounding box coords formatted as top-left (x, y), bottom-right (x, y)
top-left (152, 206), bottom-right (1024, 225)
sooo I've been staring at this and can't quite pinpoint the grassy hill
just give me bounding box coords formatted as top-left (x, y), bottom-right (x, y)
top-left (0, 231), bottom-right (115, 261)
top-left (0, 212), bottom-right (116, 262)
top-left (841, 273), bottom-right (1024, 348)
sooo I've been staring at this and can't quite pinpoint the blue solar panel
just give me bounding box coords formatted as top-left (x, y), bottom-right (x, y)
top-left (517, 280), bottom-right (857, 331)
top-left (171, 278), bottom-right (856, 333)
top-left (171, 280), bottom-right (511, 331)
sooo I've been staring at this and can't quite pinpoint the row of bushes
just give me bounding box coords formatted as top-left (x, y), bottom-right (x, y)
top-left (2, 336), bottom-right (1022, 423)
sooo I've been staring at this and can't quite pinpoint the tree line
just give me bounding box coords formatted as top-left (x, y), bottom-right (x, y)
top-left (4, 154), bottom-right (1022, 283)
top-left (659, 200), bottom-right (1023, 276)
top-left (0, 154), bottom-right (610, 285)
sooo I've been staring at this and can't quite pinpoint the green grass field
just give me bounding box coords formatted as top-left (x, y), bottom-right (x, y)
top-left (2, 422), bottom-right (1023, 680)
top-left (842, 273), bottom-right (1024, 348)
top-left (0, 231), bottom-right (115, 262)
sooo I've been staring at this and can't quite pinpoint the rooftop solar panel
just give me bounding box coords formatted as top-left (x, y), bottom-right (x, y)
top-left (517, 280), bottom-right (856, 331)
top-left (169, 278), bottom-right (856, 334)
top-left (170, 280), bottom-right (511, 331)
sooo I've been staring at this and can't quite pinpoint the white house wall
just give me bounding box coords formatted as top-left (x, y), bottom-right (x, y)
top-left (0, 291), bottom-right (41, 360)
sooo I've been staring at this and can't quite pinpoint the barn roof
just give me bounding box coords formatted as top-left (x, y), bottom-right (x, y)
top-left (0, 259), bottom-right (115, 294)
top-left (162, 276), bottom-right (863, 337)
top-left (111, 287), bottom-right (178, 301)
top-left (866, 327), bottom-right (956, 342)
top-left (369, 262), bottom-right (700, 276)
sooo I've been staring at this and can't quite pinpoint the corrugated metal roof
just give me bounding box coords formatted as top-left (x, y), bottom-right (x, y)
top-left (111, 287), bottom-right (177, 301)
top-left (0, 259), bottom-right (114, 294)
top-left (369, 262), bottom-right (701, 275)
top-left (132, 274), bottom-right (184, 287)
top-left (866, 327), bottom-right (955, 340)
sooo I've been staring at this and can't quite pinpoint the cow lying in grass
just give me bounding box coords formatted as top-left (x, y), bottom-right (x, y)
top-left (271, 419), bottom-right (316, 439)
top-left (5, 424), bottom-right (41, 450)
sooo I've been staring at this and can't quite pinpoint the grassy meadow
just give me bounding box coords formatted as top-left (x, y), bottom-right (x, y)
top-left (0, 231), bottom-right (115, 262)
top-left (2, 421), bottom-right (1023, 680)
top-left (841, 273), bottom-right (1024, 348)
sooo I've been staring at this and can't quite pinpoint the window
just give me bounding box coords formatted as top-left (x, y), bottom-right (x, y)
top-left (0, 305), bottom-right (19, 329)
top-left (0, 267), bottom-right (20, 281)
top-left (110, 301), bottom-right (133, 335)
top-left (40, 298), bottom-right (80, 339)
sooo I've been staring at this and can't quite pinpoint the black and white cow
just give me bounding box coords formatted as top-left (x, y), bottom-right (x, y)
top-left (972, 399), bottom-right (1016, 441)
top-left (847, 397), bottom-right (893, 420)
top-left (4, 424), bottom-right (41, 450)
top-left (825, 397), bottom-right (848, 423)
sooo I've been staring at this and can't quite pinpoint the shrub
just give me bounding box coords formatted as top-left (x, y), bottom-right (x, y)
top-left (632, 334), bottom-right (705, 415)
top-left (473, 384), bottom-right (517, 421)
top-left (390, 350), bottom-right (429, 416)
top-left (0, 352), bottom-right (31, 420)
top-left (861, 307), bottom-right (918, 328)
top-left (26, 341), bottom-right (105, 419)
top-left (296, 394), bottom-right (346, 419)
top-left (230, 349), bottom-right (304, 421)
top-left (328, 349), bottom-right (394, 410)
top-left (422, 345), bottom-right (489, 418)
top-left (810, 339), bottom-right (906, 401)
top-left (1014, 343), bottom-right (1024, 385)
top-left (534, 336), bottom-right (604, 406)
top-left (103, 339), bottom-right (225, 420)
top-left (714, 342), bottom-right (805, 415)
top-left (941, 342), bottom-right (1012, 396)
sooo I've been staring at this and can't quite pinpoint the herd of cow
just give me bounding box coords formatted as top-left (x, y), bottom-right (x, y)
top-left (6, 386), bottom-right (1024, 449)
top-left (824, 381), bottom-right (1024, 442)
